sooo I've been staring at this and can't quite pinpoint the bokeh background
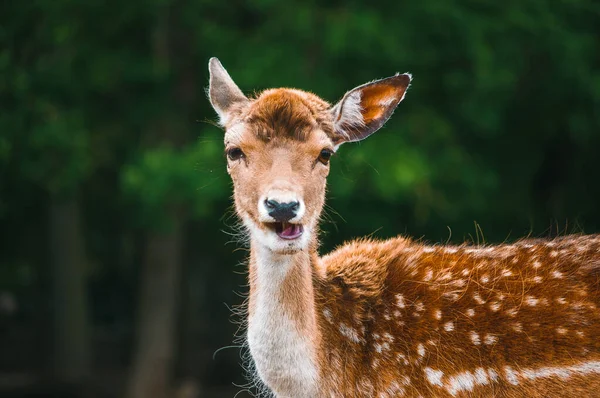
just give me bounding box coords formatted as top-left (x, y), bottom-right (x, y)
top-left (1, 1), bottom-right (599, 397)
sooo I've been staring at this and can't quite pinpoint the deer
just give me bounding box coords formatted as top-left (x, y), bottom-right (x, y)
top-left (207, 57), bottom-right (600, 397)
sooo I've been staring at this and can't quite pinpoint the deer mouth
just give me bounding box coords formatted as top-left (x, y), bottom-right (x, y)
top-left (268, 222), bottom-right (304, 240)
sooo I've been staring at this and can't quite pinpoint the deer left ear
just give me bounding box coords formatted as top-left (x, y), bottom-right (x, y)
top-left (330, 73), bottom-right (411, 144)
top-left (208, 57), bottom-right (249, 126)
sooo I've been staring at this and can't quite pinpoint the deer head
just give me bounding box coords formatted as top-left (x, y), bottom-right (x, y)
top-left (208, 57), bottom-right (411, 254)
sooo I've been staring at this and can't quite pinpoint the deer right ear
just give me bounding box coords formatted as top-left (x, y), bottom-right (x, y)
top-left (208, 57), bottom-right (248, 126)
top-left (330, 73), bottom-right (411, 145)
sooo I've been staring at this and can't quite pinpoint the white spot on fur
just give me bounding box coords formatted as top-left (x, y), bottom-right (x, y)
top-left (556, 297), bottom-right (567, 304)
top-left (434, 309), bottom-right (442, 320)
top-left (576, 331), bottom-right (584, 338)
top-left (488, 368), bottom-right (499, 381)
top-left (339, 323), bottom-right (361, 343)
top-left (484, 334), bottom-right (498, 345)
top-left (466, 308), bottom-right (475, 317)
top-left (423, 269), bottom-right (433, 281)
top-left (444, 321), bottom-right (455, 332)
top-left (447, 371), bottom-right (475, 395)
top-left (506, 307), bottom-right (518, 317)
top-left (520, 360), bottom-right (600, 381)
top-left (397, 353), bottom-right (409, 365)
top-left (396, 294), bottom-right (406, 308)
top-left (429, 368), bottom-right (503, 396)
top-left (501, 269), bottom-right (513, 277)
top-left (323, 308), bottom-right (333, 323)
top-left (532, 260), bottom-right (542, 268)
top-left (452, 279), bottom-right (466, 287)
top-left (374, 341), bottom-right (391, 353)
top-left (556, 327), bottom-right (567, 335)
top-left (417, 343), bottom-right (426, 357)
top-left (423, 247), bottom-right (435, 253)
top-left (512, 322), bottom-right (523, 332)
top-left (504, 366), bottom-right (519, 385)
top-left (443, 292), bottom-right (460, 301)
top-left (382, 380), bottom-right (405, 397)
top-left (552, 270), bottom-right (564, 279)
top-left (470, 331), bottom-right (480, 345)
top-left (473, 293), bottom-right (486, 305)
top-left (480, 274), bottom-right (490, 283)
top-left (445, 248), bottom-right (458, 254)
top-left (489, 302), bottom-right (501, 312)
top-left (474, 368), bottom-right (489, 385)
top-left (439, 271), bottom-right (453, 281)
top-left (525, 296), bottom-right (539, 306)
top-left (424, 367), bottom-right (444, 386)
top-left (533, 276), bottom-right (543, 283)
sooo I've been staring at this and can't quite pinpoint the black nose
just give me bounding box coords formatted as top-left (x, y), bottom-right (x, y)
top-left (265, 200), bottom-right (300, 222)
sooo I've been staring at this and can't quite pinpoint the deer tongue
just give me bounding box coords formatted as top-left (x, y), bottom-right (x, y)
top-left (276, 222), bottom-right (304, 240)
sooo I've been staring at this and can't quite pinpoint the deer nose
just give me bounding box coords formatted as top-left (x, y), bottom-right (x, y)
top-left (265, 199), bottom-right (300, 222)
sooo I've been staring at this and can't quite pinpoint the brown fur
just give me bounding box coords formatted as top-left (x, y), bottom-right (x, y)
top-left (246, 89), bottom-right (334, 142)
top-left (208, 58), bottom-right (600, 397)
top-left (317, 236), bottom-right (600, 396)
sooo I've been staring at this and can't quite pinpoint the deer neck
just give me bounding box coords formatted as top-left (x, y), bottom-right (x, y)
top-left (247, 239), bottom-right (321, 397)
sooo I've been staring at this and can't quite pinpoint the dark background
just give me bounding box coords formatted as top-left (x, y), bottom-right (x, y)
top-left (1, 1), bottom-right (599, 397)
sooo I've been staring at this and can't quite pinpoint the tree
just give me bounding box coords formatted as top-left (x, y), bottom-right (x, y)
top-left (0, 4), bottom-right (94, 385)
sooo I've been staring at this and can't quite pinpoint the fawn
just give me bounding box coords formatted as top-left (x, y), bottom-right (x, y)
top-left (208, 57), bottom-right (600, 397)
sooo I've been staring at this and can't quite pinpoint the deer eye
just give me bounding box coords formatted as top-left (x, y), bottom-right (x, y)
top-left (226, 147), bottom-right (244, 161)
top-left (318, 149), bottom-right (333, 165)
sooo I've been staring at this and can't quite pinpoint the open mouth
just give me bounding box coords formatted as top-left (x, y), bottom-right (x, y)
top-left (267, 222), bottom-right (304, 240)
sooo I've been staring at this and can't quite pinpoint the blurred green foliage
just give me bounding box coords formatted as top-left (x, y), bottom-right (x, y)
top-left (0, 0), bottom-right (599, 394)
top-left (122, 133), bottom-right (227, 229)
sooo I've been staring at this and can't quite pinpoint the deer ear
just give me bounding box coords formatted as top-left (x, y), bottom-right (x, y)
top-left (208, 57), bottom-right (248, 126)
top-left (331, 74), bottom-right (411, 144)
